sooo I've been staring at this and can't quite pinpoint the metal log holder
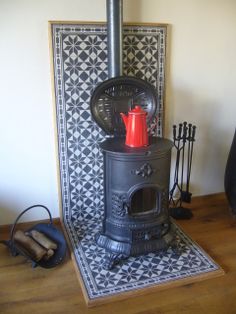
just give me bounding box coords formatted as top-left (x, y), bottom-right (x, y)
top-left (0, 205), bottom-right (67, 268)
top-left (169, 122), bottom-right (196, 219)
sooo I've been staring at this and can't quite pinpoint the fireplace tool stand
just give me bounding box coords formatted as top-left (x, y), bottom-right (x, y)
top-left (169, 122), bottom-right (196, 219)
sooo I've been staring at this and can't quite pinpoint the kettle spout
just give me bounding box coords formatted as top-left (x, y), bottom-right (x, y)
top-left (120, 113), bottom-right (128, 130)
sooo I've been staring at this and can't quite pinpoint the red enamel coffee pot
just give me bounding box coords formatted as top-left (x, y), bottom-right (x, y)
top-left (120, 105), bottom-right (148, 147)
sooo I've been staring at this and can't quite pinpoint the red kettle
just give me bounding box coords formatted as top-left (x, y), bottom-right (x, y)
top-left (120, 105), bottom-right (148, 147)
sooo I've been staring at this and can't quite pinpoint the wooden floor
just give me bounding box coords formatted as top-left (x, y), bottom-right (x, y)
top-left (1, 193), bottom-right (236, 314)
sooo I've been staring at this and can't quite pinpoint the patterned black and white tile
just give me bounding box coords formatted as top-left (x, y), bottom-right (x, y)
top-left (51, 23), bottom-right (222, 301)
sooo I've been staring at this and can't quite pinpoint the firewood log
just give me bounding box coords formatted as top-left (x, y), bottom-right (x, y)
top-left (13, 230), bottom-right (47, 261)
top-left (26, 230), bottom-right (58, 250)
top-left (43, 249), bottom-right (54, 261)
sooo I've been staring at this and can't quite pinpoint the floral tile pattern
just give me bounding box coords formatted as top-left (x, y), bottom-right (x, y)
top-left (71, 218), bottom-right (220, 299)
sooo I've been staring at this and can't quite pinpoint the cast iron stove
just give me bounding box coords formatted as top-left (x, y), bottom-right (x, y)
top-left (90, 0), bottom-right (176, 269)
top-left (90, 79), bottom-right (176, 269)
top-left (96, 137), bottom-right (175, 269)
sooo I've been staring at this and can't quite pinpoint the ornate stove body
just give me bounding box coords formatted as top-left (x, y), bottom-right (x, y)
top-left (96, 137), bottom-right (175, 269)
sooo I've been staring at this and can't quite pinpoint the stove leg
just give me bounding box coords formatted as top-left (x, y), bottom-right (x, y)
top-left (170, 237), bottom-right (182, 256)
top-left (103, 252), bottom-right (126, 270)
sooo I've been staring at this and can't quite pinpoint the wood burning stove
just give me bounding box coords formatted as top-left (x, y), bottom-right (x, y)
top-left (90, 0), bottom-right (176, 269)
top-left (95, 137), bottom-right (175, 269)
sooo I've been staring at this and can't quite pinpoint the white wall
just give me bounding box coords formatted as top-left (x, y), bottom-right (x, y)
top-left (0, 0), bottom-right (235, 224)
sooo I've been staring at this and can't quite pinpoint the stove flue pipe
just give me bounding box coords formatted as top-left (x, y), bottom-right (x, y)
top-left (106, 0), bottom-right (123, 78)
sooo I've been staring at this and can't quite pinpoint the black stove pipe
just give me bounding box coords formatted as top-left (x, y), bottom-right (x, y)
top-left (106, 0), bottom-right (123, 78)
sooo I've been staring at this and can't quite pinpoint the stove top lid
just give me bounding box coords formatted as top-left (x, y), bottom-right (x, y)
top-left (100, 137), bottom-right (173, 155)
top-left (90, 76), bottom-right (158, 137)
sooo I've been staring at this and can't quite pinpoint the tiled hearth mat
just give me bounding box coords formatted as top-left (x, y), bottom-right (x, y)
top-left (49, 22), bottom-right (224, 305)
top-left (64, 219), bottom-right (224, 305)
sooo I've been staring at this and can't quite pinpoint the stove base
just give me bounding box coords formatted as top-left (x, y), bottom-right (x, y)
top-left (95, 223), bottom-right (177, 269)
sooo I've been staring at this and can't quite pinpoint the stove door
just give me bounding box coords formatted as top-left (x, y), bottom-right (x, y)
top-left (127, 184), bottom-right (167, 218)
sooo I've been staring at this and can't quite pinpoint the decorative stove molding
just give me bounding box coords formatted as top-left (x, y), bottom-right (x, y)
top-left (131, 162), bottom-right (155, 178)
top-left (111, 192), bottom-right (128, 217)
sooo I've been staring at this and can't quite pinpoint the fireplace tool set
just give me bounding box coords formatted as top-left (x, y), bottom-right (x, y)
top-left (169, 122), bottom-right (196, 219)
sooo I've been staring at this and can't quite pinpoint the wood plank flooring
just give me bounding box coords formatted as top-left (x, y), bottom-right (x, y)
top-left (1, 193), bottom-right (236, 314)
